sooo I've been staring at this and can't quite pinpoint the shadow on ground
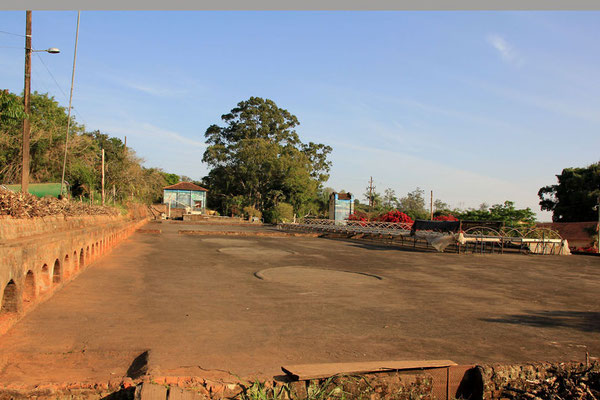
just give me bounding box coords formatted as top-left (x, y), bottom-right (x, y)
top-left (481, 311), bottom-right (600, 333)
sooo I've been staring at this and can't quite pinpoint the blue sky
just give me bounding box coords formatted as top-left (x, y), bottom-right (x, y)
top-left (1, 11), bottom-right (599, 220)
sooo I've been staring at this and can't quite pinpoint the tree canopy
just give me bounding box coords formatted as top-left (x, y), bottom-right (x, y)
top-left (538, 163), bottom-right (600, 222)
top-left (202, 97), bottom-right (332, 219)
top-left (455, 201), bottom-right (536, 225)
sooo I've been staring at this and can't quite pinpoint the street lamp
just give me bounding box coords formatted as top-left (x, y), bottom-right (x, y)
top-left (32, 47), bottom-right (61, 54)
top-left (21, 10), bottom-right (60, 194)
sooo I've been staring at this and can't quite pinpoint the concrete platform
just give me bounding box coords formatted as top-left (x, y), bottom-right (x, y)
top-left (0, 220), bottom-right (599, 386)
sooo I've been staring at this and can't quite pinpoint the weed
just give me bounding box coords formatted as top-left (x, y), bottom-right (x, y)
top-left (237, 380), bottom-right (290, 400)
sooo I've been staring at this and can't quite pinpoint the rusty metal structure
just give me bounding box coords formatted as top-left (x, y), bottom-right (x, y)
top-left (278, 219), bottom-right (569, 255)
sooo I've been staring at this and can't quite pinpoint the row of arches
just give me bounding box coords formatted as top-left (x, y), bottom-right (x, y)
top-left (1, 226), bottom-right (133, 321)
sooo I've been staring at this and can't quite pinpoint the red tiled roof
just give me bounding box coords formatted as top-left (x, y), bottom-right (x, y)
top-left (163, 182), bottom-right (208, 191)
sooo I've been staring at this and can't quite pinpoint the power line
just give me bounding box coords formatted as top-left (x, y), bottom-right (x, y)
top-left (0, 30), bottom-right (25, 37)
top-left (34, 51), bottom-right (87, 126)
top-left (35, 52), bottom-right (69, 99)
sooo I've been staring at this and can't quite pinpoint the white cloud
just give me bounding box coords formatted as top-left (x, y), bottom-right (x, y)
top-left (469, 78), bottom-right (600, 124)
top-left (100, 72), bottom-right (193, 98)
top-left (486, 34), bottom-right (520, 65)
top-left (90, 119), bottom-right (208, 179)
top-left (102, 121), bottom-right (206, 149)
top-left (121, 81), bottom-right (189, 97)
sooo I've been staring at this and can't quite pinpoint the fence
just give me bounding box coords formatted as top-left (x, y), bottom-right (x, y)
top-left (278, 219), bottom-right (568, 255)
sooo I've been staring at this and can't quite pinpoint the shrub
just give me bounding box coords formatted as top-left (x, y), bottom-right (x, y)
top-left (573, 246), bottom-right (598, 253)
top-left (348, 211), bottom-right (369, 222)
top-left (375, 210), bottom-right (414, 224)
top-left (433, 214), bottom-right (458, 221)
top-left (243, 206), bottom-right (262, 220)
top-left (269, 202), bottom-right (294, 223)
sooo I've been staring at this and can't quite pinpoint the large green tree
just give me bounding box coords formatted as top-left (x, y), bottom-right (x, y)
top-left (398, 187), bottom-right (429, 220)
top-left (538, 163), bottom-right (600, 222)
top-left (0, 91), bottom-right (79, 183)
top-left (202, 97), bottom-right (332, 217)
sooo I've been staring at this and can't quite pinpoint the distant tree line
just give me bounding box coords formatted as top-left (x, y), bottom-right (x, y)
top-left (0, 89), bottom-right (181, 204)
top-left (354, 180), bottom-right (537, 226)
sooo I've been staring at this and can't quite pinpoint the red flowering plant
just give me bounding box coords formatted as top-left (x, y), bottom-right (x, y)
top-left (373, 210), bottom-right (414, 230)
top-left (375, 210), bottom-right (414, 224)
top-left (572, 246), bottom-right (598, 253)
top-left (348, 211), bottom-right (369, 222)
top-left (433, 214), bottom-right (458, 221)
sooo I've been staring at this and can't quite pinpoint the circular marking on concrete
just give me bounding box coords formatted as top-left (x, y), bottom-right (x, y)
top-left (217, 247), bottom-right (296, 257)
top-left (254, 266), bottom-right (383, 285)
top-left (202, 238), bottom-right (257, 246)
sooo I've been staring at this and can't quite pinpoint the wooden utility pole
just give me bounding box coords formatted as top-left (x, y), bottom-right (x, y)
top-left (101, 148), bottom-right (105, 206)
top-left (112, 184), bottom-right (116, 205)
top-left (60, 11), bottom-right (80, 196)
top-left (430, 190), bottom-right (433, 220)
top-left (21, 10), bottom-right (32, 194)
top-left (368, 176), bottom-right (374, 208)
top-left (597, 195), bottom-right (600, 254)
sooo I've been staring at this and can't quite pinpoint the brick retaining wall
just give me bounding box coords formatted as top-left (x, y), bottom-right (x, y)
top-left (0, 210), bottom-right (148, 335)
top-left (537, 221), bottom-right (597, 248)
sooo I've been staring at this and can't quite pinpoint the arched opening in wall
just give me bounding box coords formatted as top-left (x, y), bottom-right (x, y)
top-left (80, 248), bottom-right (85, 268)
top-left (86, 246), bottom-right (90, 262)
top-left (73, 251), bottom-right (78, 271)
top-left (91, 244), bottom-right (95, 259)
top-left (1, 280), bottom-right (18, 314)
top-left (41, 264), bottom-right (50, 290)
top-left (64, 254), bottom-right (70, 279)
top-left (52, 259), bottom-right (61, 285)
top-left (23, 271), bottom-right (35, 304)
top-left (96, 242), bottom-right (99, 256)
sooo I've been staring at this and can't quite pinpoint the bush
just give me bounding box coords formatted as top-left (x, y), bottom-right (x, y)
top-left (348, 211), bottom-right (369, 222)
top-left (243, 206), bottom-right (262, 220)
top-left (375, 210), bottom-right (414, 224)
top-left (573, 246), bottom-right (598, 253)
top-left (268, 202), bottom-right (294, 223)
top-left (433, 214), bottom-right (458, 221)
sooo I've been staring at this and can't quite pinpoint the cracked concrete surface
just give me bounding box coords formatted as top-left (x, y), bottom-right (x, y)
top-left (0, 220), bottom-right (598, 386)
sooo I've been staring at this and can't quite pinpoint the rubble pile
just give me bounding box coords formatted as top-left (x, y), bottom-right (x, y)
top-left (502, 363), bottom-right (600, 400)
top-left (0, 188), bottom-right (119, 218)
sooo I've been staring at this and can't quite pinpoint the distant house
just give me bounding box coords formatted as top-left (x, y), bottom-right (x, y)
top-left (163, 182), bottom-right (208, 212)
top-left (328, 192), bottom-right (354, 221)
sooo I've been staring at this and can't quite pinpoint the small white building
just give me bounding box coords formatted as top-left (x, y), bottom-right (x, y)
top-left (163, 182), bottom-right (208, 212)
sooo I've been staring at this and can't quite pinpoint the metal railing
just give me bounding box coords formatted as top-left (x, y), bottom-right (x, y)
top-left (279, 219), bottom-right (567, 255)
